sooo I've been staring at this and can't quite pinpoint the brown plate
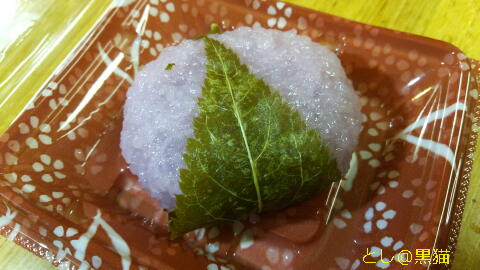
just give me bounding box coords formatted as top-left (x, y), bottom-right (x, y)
top-left (0, 0), bottom-right (479, 269)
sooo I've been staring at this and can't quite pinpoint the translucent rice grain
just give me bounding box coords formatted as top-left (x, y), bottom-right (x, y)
top-left (120, 27), bottom-right (362, 210)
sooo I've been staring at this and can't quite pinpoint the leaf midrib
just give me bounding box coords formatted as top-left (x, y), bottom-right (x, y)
top-left (206, 37), bottom-right (263, 212)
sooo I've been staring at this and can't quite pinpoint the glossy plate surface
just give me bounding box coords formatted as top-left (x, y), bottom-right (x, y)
top-left (0, 0), bottom-right (478, 269)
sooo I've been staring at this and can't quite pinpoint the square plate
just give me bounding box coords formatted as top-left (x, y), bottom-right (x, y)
top-left (0, 0), bottom-right (478, 269)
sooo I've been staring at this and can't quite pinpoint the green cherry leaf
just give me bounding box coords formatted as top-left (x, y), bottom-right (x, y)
top-left (168, 37), bottom-right (340, 238)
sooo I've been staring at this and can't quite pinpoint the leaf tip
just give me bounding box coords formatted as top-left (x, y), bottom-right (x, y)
top-left (210, 23), bottom-right (221, 34)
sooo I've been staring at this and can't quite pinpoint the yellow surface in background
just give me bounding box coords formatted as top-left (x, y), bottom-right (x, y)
top-left (0, 0), bottom-right (114, 134)
top-left (0, 0), bottom-right (479, 269)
